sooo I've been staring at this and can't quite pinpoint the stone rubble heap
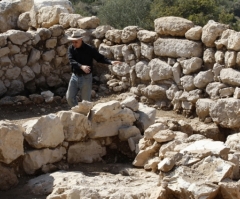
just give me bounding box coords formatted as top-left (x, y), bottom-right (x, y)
top-left (1, 96), bottom-right (240, 198)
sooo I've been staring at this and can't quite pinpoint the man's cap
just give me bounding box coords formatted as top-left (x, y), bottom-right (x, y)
top-left (67, 31), bottom-right (83, 41)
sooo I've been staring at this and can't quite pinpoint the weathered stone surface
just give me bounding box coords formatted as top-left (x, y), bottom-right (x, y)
top-left (133, 141), bottom-right (160, 167)
top-left (141, 85), bottom-right (168, 101)
top-left (0, 0), bottom-right (33, 33)
top-left (120, 96), bottom-right (139, 111)
top-left (26, 168), bottom-right (159, 198)
top-left (23, 114), bottom-right (64, 149)
top-left (57, 111), bottom-right (91, 141)
top-left (166, 166), bottom-right (220, 199)
top-left (30, 0), bottom-right (73, 28)
top-left (220, 68), bottom-right (240, 87)
top-left (185, 26), bottom-right (202, 41)
top-left (23, 147), bottom-right (66, 174)
top-left (67, 140), bottom-right (106, 164)
top-left (71, 100), bottom-right (93, 115)
top-left (17, 12), bottom-right (31, 31)
top-left (180, 57), bottom-right (203, 75)
top-left (209, 98), bottom-right (240, 128)
top-left (105, 29), bottom-right (122, 44)
top-left (196, 98), bottom-right (214, 121)
top-left (154, 38), bottom-right (203, 58)
top-left (6, 30), bottom-right (32, 45)
top-left (202, 20), bottom-right (229, 47)
top-left (225, 133), bottom-right (240, 151)
top-left (121, 26), bottom-right (139, 43)
top-left (180, 139), bottom-right (230, 159)
top-left (154, 16), bottom-right (194, 37)
top-left (153, 129), bottom-right (175, 143)
top-left (77, 16), bottom-right (100, 29)
top-left (0, 121), bottom-right (24, 164)
top-left (118, 126), bottom-right (141, 141)
top-left (149, 58), bottom-right (172, 81)
top-left (137, 30), bottom-right (157, 43)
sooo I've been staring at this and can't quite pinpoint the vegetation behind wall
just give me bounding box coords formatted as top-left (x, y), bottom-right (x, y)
top-left (70, 0), bottom-right (240, 30)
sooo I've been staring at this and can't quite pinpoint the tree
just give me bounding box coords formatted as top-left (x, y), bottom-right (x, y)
top-left (97, 0), bottom-right (153, 30)
top-left (150, 0), bottom-right (236, 29)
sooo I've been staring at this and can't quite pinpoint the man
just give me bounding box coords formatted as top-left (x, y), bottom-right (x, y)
top-left (66, 31), bottom-right (120, 107)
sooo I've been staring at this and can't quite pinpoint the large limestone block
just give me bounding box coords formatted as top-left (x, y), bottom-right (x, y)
top-left (180, 75), bottom-right (195, 91)
top-left (23, 114), bottom-right (64, 149)
top-left (149, 58), bottom-right (172, 81)
top-left (133, 141), bottom-right (160, 167)
top-left (154, 38), bottom-right (203, 58)
top-left (158, 157), bottom-right (175, 172)
top-left (120, 96), bottom-right (139, 111)
top-left (154, 16), bottom-right (194, 37)
top-left (220, 68), bottom-right (240, 87)
top-left (166, 166), bottom-right (220, 199)
top-left (135, 60), bottom-right (150, 80)
top-left (144, 123), bottom-right (168, 139)
top-left (193, 70), bottom-right (214, 89)
top-left (118, 126), bottom-right (141, 141)
top-left (153, 129), bottom-right (175, 143)
top-left (29, 0), bottom-right (73, 28)
top-left (181, 139), bottom-right (230, 159)
top-left (23, 147), bottom-right (66, 174)
top-left (17, 11), bottom-right (31, 30)
top-left (92, 25), bottom-right (113, 39)
top-left (71, 100), bottom-right (93, 115)
top-left (180, 57), bottom-right (203, 75)
top-left (89, 107), bottom-right (136, 138)
top-left (185, 26), bottom-right (202, 41)
top-left (27, 48), bottom-right (41, 66)
top-left (105, 29), bottom-right (122, 44)
top-left (77, 16), bottom-right (100, 29)
top-left (21, 66), bottom-right (35, 83)
top-left (209, 98), bottom-right (240, 128)
top-left (0, 0), bottom-right (33, 33)
top-left (0, 121), bottom-right (24, 164)
top-left (206, 82), bottom-right (227, 100)
top-left (121, 26), bottom-right (139, 43)
top-left (196, 98), bottom-right (214, 121)
top-left (225, 133), bottom-right (240, 151)
top-left (57, 111), bottom-right (91, 141)
top-left (59, 13), bottom-right (82, 28)
top-left (202, 20), bottom-right (229, 47)
top-left (141, 85), bottom-right (168, 101)
top-left (195, 156), bottom-right (234, 182)
top-left (89, 100), bottom-right (122, 123)
top-left (98, 43), bottom-right (113, 59)
top-left (110, 62), bottom-right (130, 76)
top-left (137, 103), bottom-right (156, 131)
top-left (137, 30), bottom-right (157, 43)
top-left (6, 30), bottom-right (32, 45)
top-left (141, 42), bottom-right (154, 60)
top-left (67, 140), bottom-right (106, 164)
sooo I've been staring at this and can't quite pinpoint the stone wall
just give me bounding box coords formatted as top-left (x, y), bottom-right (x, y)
top-left (1, 14), bottom-right (240, 130)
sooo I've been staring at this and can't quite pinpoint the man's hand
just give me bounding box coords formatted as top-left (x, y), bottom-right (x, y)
top-left (80, 65), bottom-right (91, 73)
top-left (111, 61), bottom-right (121, 65)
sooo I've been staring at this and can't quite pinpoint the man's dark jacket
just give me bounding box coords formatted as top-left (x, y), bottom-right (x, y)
top-left (68, 42), bottom-right (112, 75)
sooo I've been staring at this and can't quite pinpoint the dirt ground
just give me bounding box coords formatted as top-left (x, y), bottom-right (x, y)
top-left (0, 94), bottom-right (188, 199)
